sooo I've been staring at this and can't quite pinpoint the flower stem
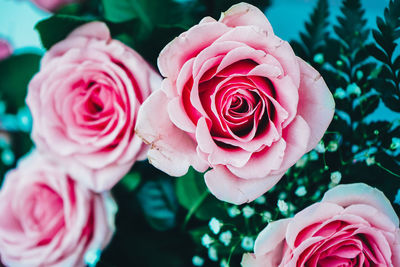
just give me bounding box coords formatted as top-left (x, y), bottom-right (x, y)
top-left (181, 190), bottom-right (209, 231)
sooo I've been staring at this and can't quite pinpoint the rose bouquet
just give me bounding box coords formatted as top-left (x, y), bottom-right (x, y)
top-left (0, 0), bottom-right (399, 266)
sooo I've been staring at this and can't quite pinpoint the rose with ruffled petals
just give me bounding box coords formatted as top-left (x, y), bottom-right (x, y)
top-left (0, 152), bottom-right (116, 267)
top-left (27, 22), bottom-right (161, 191)
top-left (242, 183), bottom-right (400, 267)
top-left (136, 3), bottom-right (334, 204)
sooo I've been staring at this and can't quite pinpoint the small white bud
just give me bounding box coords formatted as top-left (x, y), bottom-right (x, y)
top-left (277, 199), bottom-right (288, 213)
top-left (209, 217), bottom-right (222, 235)
top-left (227, 206), bottom-right (241, 218)
top-left (219, 230), bottom-right (232, 246)
top-left (315, 141), bottom-right (325, 153)
top-left (241, 236), bottom-right (254, 251)
top-left (254, 195), bottom-right (266, 204)
top-left (201, 234), bottom-right (214, 248)
top-left (242, 205), bottom-right (255, 218)
top-left (208, 246), bottom-right (218, 261)
top-left (295, 186), bottom-right (307, 197)
top-left (192, 256), bottom-right (204, 266)
top-left (330, 171), bottom-right (342, 184)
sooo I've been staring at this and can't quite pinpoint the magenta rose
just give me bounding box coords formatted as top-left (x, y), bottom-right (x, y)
top-left (0, 152), bottom-right (116, 266)
top-left (136, 3), bottom-right (335, 204)
top-left (30, 0), bottom-right (82, 12)
top-left (0, 39), bottom-right (12, 61)
top-left (27, 22), bottom-right (162, 191)
top-left (242, 183), bottom-right (400, 266)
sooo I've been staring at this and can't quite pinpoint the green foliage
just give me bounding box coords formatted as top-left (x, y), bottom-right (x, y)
top-left (35, 15), bottom-right (92, 50)
top-left (120, 172), bottom-right (142, 192)
top-left (175, 168), bottom-right (225, 222)
top-left (291, 0), bottom-right (330, 67)
top-left (0, 53), bottom-right (41, 113)
top-left (136, 177), bottom-right (179, 231)
top-left (101, 0), bottom-right (194, 29)
top-left (367, 0), bottom-right (400, 112)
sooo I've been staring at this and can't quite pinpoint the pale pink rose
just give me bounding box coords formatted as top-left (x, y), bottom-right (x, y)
top-left (135, 3), bottom-right (335, 204)
top-left (30, 0), bottom-right (81, 12)
top-left (27, 22), bottom-right (162, 191)
top-left (0, 152), bottom-right (116, 267)
top-left (0, 39), bottom-right (12, 61)
top-left (242, 183), bottom-right (400, 267)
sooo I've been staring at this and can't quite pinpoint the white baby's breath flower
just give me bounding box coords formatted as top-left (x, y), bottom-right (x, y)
top-left (208, 246), bottom-right (218, 261)
top-left (330, 171), bottom-right (342, 184)
top-left (201, 234), bottom-right (214, 248)
top-left (295, 186), bottom-right (307, 197)
top-left (209, 217), bottom-right (222, 235)
top-left (254, 195), bottom-right (266, 204)
top-left (242, 205), bottom-right (255, 218)
top-left (192, 256), bottom-right (204, 266)
top-left (219, 230), bottom-right (232, 246)
top-left (315, 141), bottom-right (325, 153)
top-left (227, 206), bottom-right (240, 218)
top-left (241, 236), bottom-right (254, 251)
top-left (277, 199), bottom-right (288, 213)
top-left (261, 211), bottom-right (272, 223)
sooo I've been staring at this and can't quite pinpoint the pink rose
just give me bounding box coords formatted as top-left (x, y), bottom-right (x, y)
top-left (30, 0), bottom-right (82, 12)
top-left (0, 39), bottom-right (12, 61)
top-left (135, 3), bottom-right (334, 204)
top-left (242, 183), bottom-right (400, 266)
top-left (27, 22), bottom-right (162, 191)
top-left (0, 152), bottom-right (116, 267)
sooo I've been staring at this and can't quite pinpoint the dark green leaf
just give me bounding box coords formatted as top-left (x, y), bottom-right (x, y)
top-left (120, 172), bottom-right (141, 192)
top-left (137, 177), bottom-right (179, 231)
top-left (101, 0), bottom-right (137, 23)
top-left (290, 0), bottom-right (330, 65)
top-left (353, 94), bottom-right (380, 120)
top-left (35, 15), bottom-right (91, 50)
top-left (175, 168), bottom-right (225, 221)
top-left (0, 53), bottom-right (41, 113)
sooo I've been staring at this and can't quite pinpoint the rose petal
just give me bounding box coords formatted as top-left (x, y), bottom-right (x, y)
top-left (274, 115), bottom-right (311, 173)
top-left (254, 218), bottom-right (291, 255)
top-left (297, 57), bottom-right (335, 151)
top-left (158, 21), bottom-right (229, 81)
top-left (136, 89), bottom-right (209, 176)
top-left (321, 183), bottom-right (399, 227)
top-left (68, 21), bottom-right (110, 41)
top-left (219, 2), bottom-right (274, 34)
top-left (204, 165), bottom-right (284, 204)
top-left (226, 138), bottom-right (286, 179)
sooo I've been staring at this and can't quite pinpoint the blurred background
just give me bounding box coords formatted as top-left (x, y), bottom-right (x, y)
top-left (0, 0), bottom-right (391, 50)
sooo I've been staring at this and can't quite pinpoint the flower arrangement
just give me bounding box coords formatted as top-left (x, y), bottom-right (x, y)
top-left (0, 0), bottom-right (399, 266)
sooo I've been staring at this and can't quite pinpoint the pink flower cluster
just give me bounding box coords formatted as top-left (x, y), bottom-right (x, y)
top-left (0, 22), bottom-right (160, 266)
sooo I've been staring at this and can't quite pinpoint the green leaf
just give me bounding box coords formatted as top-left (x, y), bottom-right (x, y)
top-left (120, 172), bottom-right (141, 192)
top-left (101, 0), bottom-right (191, 28)
top-left (101, 0), bottom-right (138, 23)
top-left (134, 24), bottom-right (185, 67)
top-left (353, 94), bottom-right (380, 120)
top-left (366, 44), bottom-right (388, 62)
top-left (175, 168), bottom-right (225, 222)
top-left (35, 15), bottom-right (91, 50)
top-left (0, 53), bottom-right (41, 113)
top-left (137, 177), bottom-right (179, 231)
top-left (290, 0), bottom-right (330, 65)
